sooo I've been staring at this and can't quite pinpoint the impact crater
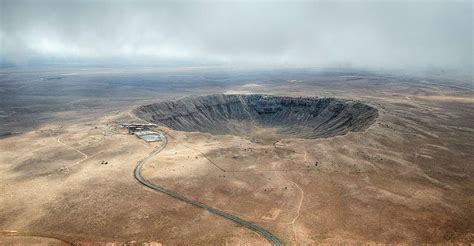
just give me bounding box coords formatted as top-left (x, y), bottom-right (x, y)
top-left (134, 94), bottom-right (378, 139)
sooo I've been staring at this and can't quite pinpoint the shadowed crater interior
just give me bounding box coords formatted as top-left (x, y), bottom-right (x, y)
top-left (134, 94), bottom-right (378, 139)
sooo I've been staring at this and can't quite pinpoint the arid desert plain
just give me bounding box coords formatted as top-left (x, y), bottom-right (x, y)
top-left (0, 67), bottom-right (473, 245)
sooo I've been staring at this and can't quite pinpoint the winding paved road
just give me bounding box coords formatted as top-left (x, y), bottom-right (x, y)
top-left (134, 131), bottom-right (283, 246)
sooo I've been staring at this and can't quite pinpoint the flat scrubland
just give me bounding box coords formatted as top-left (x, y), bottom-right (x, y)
top-left (0, 67), bottom-right (472, 245)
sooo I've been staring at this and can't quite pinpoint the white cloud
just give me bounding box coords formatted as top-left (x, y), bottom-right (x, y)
top-left (0, 0), bottom-right (472, 70)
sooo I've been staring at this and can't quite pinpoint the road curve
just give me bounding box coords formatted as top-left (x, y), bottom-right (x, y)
top-left (133, 131), bottom-right (283, 246)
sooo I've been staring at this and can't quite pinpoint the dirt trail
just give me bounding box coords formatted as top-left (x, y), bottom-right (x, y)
top-left (56, 136), bottom-right (88, 160)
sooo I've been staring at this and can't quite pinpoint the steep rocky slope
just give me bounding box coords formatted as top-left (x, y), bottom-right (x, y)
top-left (134, 94), bottom-right (378, 139)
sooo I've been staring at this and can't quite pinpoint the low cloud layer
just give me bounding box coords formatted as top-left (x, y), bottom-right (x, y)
top-left (0, 0), bottom-right (472, 70)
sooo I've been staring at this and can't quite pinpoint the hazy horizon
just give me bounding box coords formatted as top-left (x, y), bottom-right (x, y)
top-left (1, 0), bottom-right (472, 72)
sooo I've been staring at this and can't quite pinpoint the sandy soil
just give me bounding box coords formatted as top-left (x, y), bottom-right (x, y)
top-left (0, 69), bottom-right (473, 245)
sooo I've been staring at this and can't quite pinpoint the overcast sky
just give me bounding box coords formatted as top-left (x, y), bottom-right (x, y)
top-left (0, 0), bottom-right (472, 70)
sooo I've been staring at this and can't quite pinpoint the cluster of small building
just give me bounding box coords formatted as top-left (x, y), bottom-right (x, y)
top-left (121, 123), bottom-right (162, 142)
